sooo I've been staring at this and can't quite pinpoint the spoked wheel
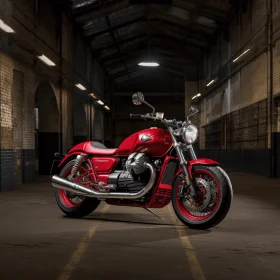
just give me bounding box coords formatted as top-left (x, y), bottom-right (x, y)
top-left (55, 160), bottom-right (100, 218)
top-left (172, 166), bottom-right (232, 230)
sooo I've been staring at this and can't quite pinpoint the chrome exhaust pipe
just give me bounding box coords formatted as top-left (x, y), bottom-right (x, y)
top-left (52, 163), bottom-right (156, 199)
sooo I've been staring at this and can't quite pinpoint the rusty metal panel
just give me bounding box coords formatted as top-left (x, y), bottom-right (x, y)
top-left (226, 100), bottom-right (267, 149)
top-left (241, 3), bottom-right (252, 47)
top-left (205, 89), bottom-right (221, 124)
top-left (273, 0), bottom-right (280, 40)
top-left (200, 98), bottom-right (207, 127)
top-left (221, 81), bottom-right (230, 116)
top-left (251, 0), bottom-right (267, 36)
top-left (221, 35), bottom-right (229, 66)
top-left (211, 43), bottom-right (220, 75)
top-left (230, 73), bottom-right (240, 112)
top-left (230, 14), bottom-right (240, 57)
top-left (273, 40), bottom-right (280, 95)
top-left (240, 52), bottom-right (268, 108)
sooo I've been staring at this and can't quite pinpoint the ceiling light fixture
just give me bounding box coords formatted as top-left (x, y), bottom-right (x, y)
top-left (0, 19), bottom-right (15, 33)
top-left (206, 79), bottom-right (215, 87)
top-left (138, 17), bottom-right (159, 68)
top-left (37, 54), bottom-right (56, 66)
top-left (138, 62), bottom-right (159, 67)
top-left (75, 83), bottom-right (86, 91)
top-left (89, 93), bottom-right (97, 99)
top-left (97, 100), bottom-right (104, 105)
top-left (192, 93), bottom-right (202, 100)
top-left (233, 48), bottom-right (251, 63)
top-left (104, 106), bottom-right (110, 110)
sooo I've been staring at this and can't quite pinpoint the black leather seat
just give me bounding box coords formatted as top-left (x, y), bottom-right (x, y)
top-left (84, 141), bottom-right (117, 155)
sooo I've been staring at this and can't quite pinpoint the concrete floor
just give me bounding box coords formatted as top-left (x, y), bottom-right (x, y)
top-left (0, 173), bottom-right (279, 280)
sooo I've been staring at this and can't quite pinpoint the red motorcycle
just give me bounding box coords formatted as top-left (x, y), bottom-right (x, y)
top-left (51, 92), bottom-right (233, 229)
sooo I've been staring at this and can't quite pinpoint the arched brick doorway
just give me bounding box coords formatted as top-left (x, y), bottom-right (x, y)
top-left (73, 101), bottom-right (87, 145)
top-left (35, 82), bottom-right (59, 175)
top-left (93, 109), bottom-right (104, 143)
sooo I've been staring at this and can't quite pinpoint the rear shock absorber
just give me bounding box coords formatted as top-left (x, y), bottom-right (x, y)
top-left (69, 154), bottom-right (88, 181)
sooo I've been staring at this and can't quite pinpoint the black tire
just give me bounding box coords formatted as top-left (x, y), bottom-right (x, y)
top-left (172, 165), bottom-right (232, 230)
top-left (55, 160), bottom-right (100, 218)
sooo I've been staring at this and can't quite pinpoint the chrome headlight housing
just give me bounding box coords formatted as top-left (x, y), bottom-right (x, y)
top-left (182, 124), bottom-right (198, 144)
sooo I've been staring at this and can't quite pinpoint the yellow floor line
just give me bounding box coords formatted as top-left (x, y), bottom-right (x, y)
top-left (167, 204), bottom-right (206, 280)
top-left (58, 204), bottom-right (110, 280)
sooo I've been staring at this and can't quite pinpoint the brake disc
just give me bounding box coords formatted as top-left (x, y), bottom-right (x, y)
top-left (182, 177), bottom-right (212, 212)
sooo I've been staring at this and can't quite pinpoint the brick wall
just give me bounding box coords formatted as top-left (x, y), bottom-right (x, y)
top-left (0, 50), bottom-right (36, 190)
top-left (195, 0), bottom-right (280, 176)
top-left (198, 0), bottom-right (272, 150)
top-left (0, 0), bottom-right (107, 191)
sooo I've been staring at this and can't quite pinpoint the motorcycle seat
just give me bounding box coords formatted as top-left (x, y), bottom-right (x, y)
top-left (84, 141), bottom-right (117, 156)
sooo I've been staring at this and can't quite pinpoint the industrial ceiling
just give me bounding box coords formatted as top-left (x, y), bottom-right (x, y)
top-left (69, 0), bottom-right (233, 84)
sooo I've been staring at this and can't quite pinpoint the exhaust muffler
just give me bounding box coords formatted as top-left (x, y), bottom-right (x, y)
top-left (52, 163), bottom-right (156, 199)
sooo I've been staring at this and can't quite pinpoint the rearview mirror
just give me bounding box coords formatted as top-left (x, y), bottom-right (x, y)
top-left (189, 106), bottom-right (196, 113)
top-left (132, 92), bottom-right (144, 106)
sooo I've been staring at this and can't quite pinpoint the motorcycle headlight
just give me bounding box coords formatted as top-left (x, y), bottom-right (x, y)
top-left (182, 124), bottom-right (198, 144)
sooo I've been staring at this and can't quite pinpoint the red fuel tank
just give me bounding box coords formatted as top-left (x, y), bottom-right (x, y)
top-left (116, 128), bottom-right (173, 157)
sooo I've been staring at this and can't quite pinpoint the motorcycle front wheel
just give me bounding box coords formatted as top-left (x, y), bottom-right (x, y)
top-left (172, 165), bottom-right (232, 230)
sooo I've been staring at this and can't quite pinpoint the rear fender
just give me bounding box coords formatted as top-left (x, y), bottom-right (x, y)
top-left (58, 152), bottom-right (82, 168)
top-left (174, 158), bottom-right (219, 181)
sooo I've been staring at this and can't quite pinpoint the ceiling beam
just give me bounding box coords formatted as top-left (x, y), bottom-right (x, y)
top-left (75, 0), bottom-right (129, 22)
top-left (151, 22), bottom-right (208, 46)
top-left (106, 54), bottom-right (192, 70)
top-left (104, 14), bottom-right (131, 79)
top-left (159, 65), bottom-right (184, 77)
top-left (172, 0), bottom-right (225, 22)
top-left (115, 71), bottom-right (147, 83)
top-left (93, 22), bottom-right (207, 54)
top-left (92, 30), bottom-right (146, 52)
top-left (86, 15), bottom-right (146, 40)
top-left (104, 43), bottom-right (196, 69)
top-left (152, 32), bottom-right (205, 51)
top-left (113, 66), bottom-right (144, 78)
top-left (150, 15), bottom-right (213, 41)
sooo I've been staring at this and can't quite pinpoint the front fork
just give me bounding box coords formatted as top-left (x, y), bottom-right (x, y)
top-left (168, 127), bottom-right (198, 198)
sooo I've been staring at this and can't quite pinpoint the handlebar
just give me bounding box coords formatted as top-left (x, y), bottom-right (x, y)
top-left (130, 113), bottom-right (182, 128)
top-left (130, 114), bottom-right (145, 119)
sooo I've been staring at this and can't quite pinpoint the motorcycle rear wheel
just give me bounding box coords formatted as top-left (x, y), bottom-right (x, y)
top-left (172, 165), bottom-right (232, 230)
top-left (55, 159), bottom-right (100, 218)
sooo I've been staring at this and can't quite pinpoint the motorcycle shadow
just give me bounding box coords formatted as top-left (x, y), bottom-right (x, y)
top-left (78, 212), bottom-right (211, 236)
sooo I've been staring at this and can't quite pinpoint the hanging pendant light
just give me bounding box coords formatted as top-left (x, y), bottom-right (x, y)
top-left (138, 15), bottom-right (159, 67)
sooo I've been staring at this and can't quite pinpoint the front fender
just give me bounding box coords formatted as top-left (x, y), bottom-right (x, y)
top-left (174, 158), bottom-right (219, 180)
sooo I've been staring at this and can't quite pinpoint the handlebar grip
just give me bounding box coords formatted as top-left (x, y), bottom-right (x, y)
top-left (130, 114), bottom-right (144, 119)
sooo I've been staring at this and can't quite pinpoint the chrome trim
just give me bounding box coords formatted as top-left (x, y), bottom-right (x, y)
top-left (188, 145), bottom-right (197, 160)
top-left (141, 134), bottom-right (152, 142)
top-left (52, 163), bottom-right (156, 200)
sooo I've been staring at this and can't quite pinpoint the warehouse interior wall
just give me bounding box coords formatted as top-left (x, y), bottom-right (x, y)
top-left (35, 82), bottom-right (59, 175)
top-left (195, 0), bottom-right (280, 177)
top-left (73, 101), bottom-right (87, 145)
top-left (113, 67), bottom-right (185, 146)
top-left (0, 0), bottom-right (108, 191)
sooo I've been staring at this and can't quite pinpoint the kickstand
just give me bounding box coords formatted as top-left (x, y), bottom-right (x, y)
top-left (144, 207), bottom-right (162, 219)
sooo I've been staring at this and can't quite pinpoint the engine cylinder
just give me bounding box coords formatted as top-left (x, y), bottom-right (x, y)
top-left (108, 170), bottom-right (148, 193)
top-left (125, 152), bottom-right (149, 175)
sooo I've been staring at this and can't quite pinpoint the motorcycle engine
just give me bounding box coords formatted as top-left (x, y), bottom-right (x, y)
top-left (107, 152), bottom-right (151, 194)
top-left (125, 152), bottom-right (149, 175)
